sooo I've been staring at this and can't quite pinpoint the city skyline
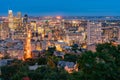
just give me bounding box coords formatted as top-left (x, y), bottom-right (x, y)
top-left (0, 1), bottom-right (120, 79)
top-left (1, 0), bottom-right (120, 16)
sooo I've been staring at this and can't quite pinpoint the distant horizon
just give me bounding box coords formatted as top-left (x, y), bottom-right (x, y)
top-left (1, 0), bottom-right (120, 16)
top-left (1, 11), bottom-right (120, 17)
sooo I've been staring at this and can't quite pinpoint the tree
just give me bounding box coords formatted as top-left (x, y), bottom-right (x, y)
top-left (37, 57), bottom-right (47, 65)
top-left (77, 43), bottom-right (120, 80)
top-left (71, 44), bottom-right (79, 53)
top-left (28, 71), bottom-right (42, 80)
top-left (64, 54), bottom-right (78, 62)
top-left (1, 64), bottom-right (21, 80)
top-left (1, 59), bottom-right (29, 80)
top-left (47, 46), bottom-right (56, 54)
top-left (36, 66), bottom-right (69, 80)
top-left (11, 72), bottom-right (28, 80)
top-left (47, 57), bottom-right (56, 69)
top-left (24, 58), bottom-right (36, 66)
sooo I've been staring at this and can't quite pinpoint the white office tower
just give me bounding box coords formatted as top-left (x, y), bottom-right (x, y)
top-left (8, 10), bottom-right (15, 40)
top-left (87, 21), bottom-right (102, 45)
top-left (17, 12), bottom-right (21, 19)
top-left (8, 10), bottom-right (14, 30)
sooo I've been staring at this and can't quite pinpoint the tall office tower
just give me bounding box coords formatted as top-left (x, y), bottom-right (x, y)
top-left (8, 10), bottom-right (14, 30)
top-left (87, 21), bottom-right (102, 45)
top-left (16, 12), bottom-right (22, 27)
top-left (24, 29), bottom-right (32, 60)
top-left (23, 14), bottom-right (28, 23)
top-left (30, 21), bottom-right (37, 32)
top-left (17, 12), bottom-right (21, 19)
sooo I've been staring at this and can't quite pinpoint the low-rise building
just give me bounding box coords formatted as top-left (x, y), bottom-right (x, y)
top-left (0, 59), bottom-right (14, 67)
top-left (53, 51), bottom-right (64, 59)
top-left (57, 61), bottom-right (78, 73)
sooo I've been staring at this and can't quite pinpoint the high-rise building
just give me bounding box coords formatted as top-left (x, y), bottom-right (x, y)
top-left (30, 21), bottom-right (37, 32)
top-left (8, 10), bottom-right (14, 30)
top-left (17, 12), bottom-right (21, 19)
top-left (87, 21), bottom-right (102, 45)
top-left (23, 14), bottom-right (28, 23)
top-left (102, 26), bottom-right (120, 42)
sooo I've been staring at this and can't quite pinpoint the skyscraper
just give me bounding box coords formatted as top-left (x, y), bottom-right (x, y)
top-left (17, 12), bottom-right (22, 19)
top-left (8, 10), bottom-right (14, 30)
top-left (23, 14), bottom-right (28, 23)
top-left (87, 21), bottom-right (102, 45)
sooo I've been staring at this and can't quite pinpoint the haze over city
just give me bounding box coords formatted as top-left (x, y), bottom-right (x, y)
top-left (1, 0), bottom-right (120, 16)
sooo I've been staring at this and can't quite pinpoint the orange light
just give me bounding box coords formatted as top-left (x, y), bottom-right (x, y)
top-left (24, 30), bottom-right (32, 60)
top-left (56, 16), bottom-right (61, 19)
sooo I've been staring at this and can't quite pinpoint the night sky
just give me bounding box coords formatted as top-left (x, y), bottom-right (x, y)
top-left (0, 0), bottom-right (120, 16)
